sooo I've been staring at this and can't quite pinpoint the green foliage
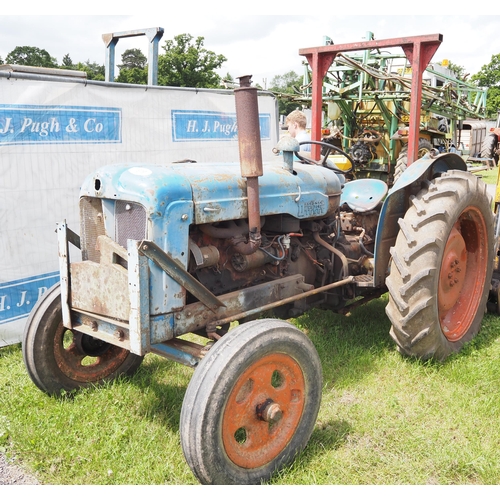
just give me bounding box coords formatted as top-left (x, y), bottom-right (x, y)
top-left (471, 54), bottom-right (500, 87)
top-left (6, 46), bottom-right (57, 68)
top-left (471, 54), bottom-right (500, 118)
top-left (115, 67), bottom-right (148, 85)
top-left (116, 49), bottom-right (148, 84)
top-left (2, 45), bottom-right (102, 82)
top-left (220, 72), bottom-right (234, 88)
top-left (445, 60), bottom-right (468, 81)
top-left (269, 70), bottom-right (304, 115)
top-left (61, 54), bottom-right (74, 69)
top-left (118, 49), bottom-right (147, 70)
top-left (483, 87), bottom-right (500, 119)
top-left (157, 33), bottom-right (226, 88)
top-left (74, 60), bottom-right (105, 81)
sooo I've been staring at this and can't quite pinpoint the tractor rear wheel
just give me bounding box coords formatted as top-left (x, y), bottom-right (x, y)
top-left (180, 318), bottom-right (322, 484)
top-left (480, 133), bottom-right (499, 166)
top-left (22, 283), bottom-right (144, 395)
top-left (394, 138), bottom-right (433, 182)
top-left (385, 170), bottom-right (494, 360)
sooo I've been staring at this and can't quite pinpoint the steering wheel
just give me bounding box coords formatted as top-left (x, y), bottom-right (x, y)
top-left (295, 140), bottom-right (354, 174)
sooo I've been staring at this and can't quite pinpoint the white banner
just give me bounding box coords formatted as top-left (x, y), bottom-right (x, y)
top-left (0, 75), bottom-right (279, 346)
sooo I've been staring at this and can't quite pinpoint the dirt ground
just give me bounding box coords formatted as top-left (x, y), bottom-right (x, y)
top-left (0, 452), bottom-right (39, 485)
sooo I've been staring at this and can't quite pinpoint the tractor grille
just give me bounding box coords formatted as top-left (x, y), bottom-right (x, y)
top-left (80, 197), bottom-right (105, 262)
top-left (80, 197), bottom-right (147, 262)
top-left (114, 200), bottom-right (147, 249)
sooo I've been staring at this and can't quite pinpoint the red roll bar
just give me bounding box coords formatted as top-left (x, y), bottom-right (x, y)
top-left (299, 34), bottom-right (443, 165)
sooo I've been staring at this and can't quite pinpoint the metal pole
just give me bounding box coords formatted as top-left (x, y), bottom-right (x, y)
top-left (102, 27), bottom-right (164, 85)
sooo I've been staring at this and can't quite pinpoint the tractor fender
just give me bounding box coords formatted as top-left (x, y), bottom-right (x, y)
top-left (372, 153), bottom-right (468, 287)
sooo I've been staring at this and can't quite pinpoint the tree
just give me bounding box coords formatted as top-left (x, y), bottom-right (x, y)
top-left (116, 48), bottom-right (148, 84)
top-left (220, 72), bottom-right (235, 88)
top-left (157, 34), bottom-right (226, 88)
top-left (6, 46), bottom-right (57, 67)
top-left (75, 60), bottom-right (105, 81)
top-left (269, 70), bottom-right (304, 115)
top-left (471, 54), bottom-right (500, 118)
top-left (61, 54), bottom-right (74, 69)
top-left (118, 48), bottom-right (147, 70)
top-left (445, 60), bottom-right (468, 81)
top-left (116, 66), bottom-right (148, 85)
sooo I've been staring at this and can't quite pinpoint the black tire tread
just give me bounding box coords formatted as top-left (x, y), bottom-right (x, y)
top-left (22, 283), bottom-right (143, 395)
top-left (385, 170), bottom-right (494, 360)
top-left (480, 133), bottom-right (499, 165)
top-left (180, 318), bottom-right (322, 485)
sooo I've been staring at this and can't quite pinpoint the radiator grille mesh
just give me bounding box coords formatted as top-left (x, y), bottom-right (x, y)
top-left (80, 198), bottom-right (147, 262)
top-left (80, 197), bottom-right (105, 262)
top-left (115, 201), bottom-right (147, 249)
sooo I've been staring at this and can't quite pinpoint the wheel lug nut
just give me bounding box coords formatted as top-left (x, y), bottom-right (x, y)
top-left (263, 403), bottom-right (283, 424)
top-left (256, 399), bottom-right (283, 424)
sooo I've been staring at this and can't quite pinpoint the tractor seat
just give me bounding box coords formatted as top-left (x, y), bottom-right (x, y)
top-left (340, 179), bottom-right (388, 212)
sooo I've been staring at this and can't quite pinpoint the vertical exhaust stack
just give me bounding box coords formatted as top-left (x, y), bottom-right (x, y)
top-left (233, 75), bottom-right (263, 255)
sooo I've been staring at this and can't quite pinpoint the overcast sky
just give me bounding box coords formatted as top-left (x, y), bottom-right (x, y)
top-left (1, 12), bottom-right (500, 88)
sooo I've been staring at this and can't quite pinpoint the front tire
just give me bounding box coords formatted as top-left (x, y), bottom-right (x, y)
top-left (180, 318), bottom-right (322, 484)
top-left (22, 283), bottom-right (144, 395)
top-left (385, 170), bottom-right (494, 360)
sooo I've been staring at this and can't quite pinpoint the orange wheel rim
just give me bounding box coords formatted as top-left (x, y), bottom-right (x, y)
top-left (221, 352), bottom-right (305, 469)
top-left (53, 325), bottom-right (130, 382)
top-left (438, 206), bottom-right (488, 341)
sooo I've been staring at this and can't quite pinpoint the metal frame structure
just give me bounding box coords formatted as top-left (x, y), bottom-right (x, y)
top-left (299, 34), bottom-right (443, 165)
top-left (102, 27), bottom-right (164, 86)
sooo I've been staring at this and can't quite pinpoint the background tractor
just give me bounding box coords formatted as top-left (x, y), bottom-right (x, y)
top-left (480, 111), bottom-right (500, 166)
top-left (279, 31), bottom-right (488, 184)
top-left (22, 34), bottom-right (497, 484)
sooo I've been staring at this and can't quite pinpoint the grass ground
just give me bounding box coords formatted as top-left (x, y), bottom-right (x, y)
top-left (0, 168), bottom-right (499, 485)
top-left (2, 298), bottom-right (500, 485)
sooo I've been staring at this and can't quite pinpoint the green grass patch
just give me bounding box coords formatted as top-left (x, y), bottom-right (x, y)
top-left (473, 166), bottom-right (498, 185)
top-left (2, 296), bottom-right (500, 484)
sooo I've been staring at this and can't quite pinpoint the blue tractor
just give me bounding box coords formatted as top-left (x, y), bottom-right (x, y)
top-left (22, 74), bottom-right (495, 484)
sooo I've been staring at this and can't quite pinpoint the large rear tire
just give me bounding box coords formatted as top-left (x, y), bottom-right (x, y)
top-left (385, 170), bottom-right (494, 360)
top-left (22, 283), bottom-right (144, 395)
top-left (480, 133), bottom-right (499, 166)
top-left (180, 318), bottom-right (322, 484)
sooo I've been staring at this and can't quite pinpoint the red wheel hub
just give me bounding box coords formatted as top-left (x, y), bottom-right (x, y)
top-left (438, 207), bottom-right (488, 341)
top-left (221, 353), bottom-right (305, 469)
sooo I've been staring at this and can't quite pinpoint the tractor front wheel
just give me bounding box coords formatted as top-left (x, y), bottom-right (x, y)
top-left (385, 170), bottom-right (494, 360)
top-left (180, 318), bottom-right (322, 484)
top-left (22, 283), bottom-right (144, 395)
